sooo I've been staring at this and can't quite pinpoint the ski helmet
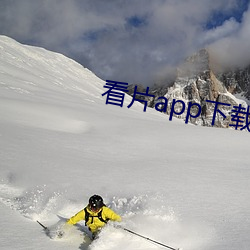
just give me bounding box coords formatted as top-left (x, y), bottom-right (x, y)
top-left (89, 195), bottom-right (104, 210)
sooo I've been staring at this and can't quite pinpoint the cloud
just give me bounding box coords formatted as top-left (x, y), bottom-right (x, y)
top-left (200, 18), bottom-right (240, 45)
top-left (0, 0), bottom-right (249, 85)
top-left (209, 4), bottom-right (250, 69)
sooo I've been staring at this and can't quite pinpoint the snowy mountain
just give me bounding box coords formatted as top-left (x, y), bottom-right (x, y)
top-left (165, 49), bottom-right (249, 128)
top-left (0, 36), bottom-right (250, 250)
top-left (132, 49), bottom-right (250, 129)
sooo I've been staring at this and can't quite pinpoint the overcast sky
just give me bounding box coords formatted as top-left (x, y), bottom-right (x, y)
top-left (0, 0), bottom-right (249, 85)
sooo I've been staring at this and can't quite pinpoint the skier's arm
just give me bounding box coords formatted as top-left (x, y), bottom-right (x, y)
top-left (67, 209), bottom-right (85, 225)
top-left (104, 207), bottom-right (122, 222)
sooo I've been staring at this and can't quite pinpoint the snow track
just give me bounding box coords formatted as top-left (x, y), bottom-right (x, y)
top-left (0, 181), bottom-right (210, 250)
top-left (0, 182), bottom-right (60, 219)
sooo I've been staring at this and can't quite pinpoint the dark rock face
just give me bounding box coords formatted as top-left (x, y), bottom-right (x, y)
top-left (217, 66), bottom-right (250, 100)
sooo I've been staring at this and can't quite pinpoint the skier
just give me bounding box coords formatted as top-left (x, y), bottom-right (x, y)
top-left (66, 194), bottom-right (121, 239)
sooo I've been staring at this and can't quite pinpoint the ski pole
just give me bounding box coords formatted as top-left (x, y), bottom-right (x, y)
top-left (37, 220), bottom-right (48, 231)
top-left (122, 227), bottom-right (180, 250)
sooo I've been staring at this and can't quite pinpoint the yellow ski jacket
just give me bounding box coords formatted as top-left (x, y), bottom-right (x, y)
top-left (67, 206), bottom-right (121, 233)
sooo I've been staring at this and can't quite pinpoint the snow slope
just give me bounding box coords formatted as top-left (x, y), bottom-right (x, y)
top-left (0, 36), bottom-right (249, 250)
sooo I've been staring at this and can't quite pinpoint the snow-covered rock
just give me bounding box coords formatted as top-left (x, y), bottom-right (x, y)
top-left (136, 49), bottom-right (249, 129)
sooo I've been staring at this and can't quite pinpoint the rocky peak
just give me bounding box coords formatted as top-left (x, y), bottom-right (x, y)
top-left (177, 48), bottom-right (210, 78)
top-left (174, 48), bottom-right (227, 102)
top-left (164, 48), bottom-right (249, 128)
top-left (217, 66), bottom-right (250, 100)
top-left (128, 48), bottom-right (249, 130)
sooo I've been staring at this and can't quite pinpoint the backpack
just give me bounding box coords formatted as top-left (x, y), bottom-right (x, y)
top-left (84, 206), bottom-right (109, 226)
